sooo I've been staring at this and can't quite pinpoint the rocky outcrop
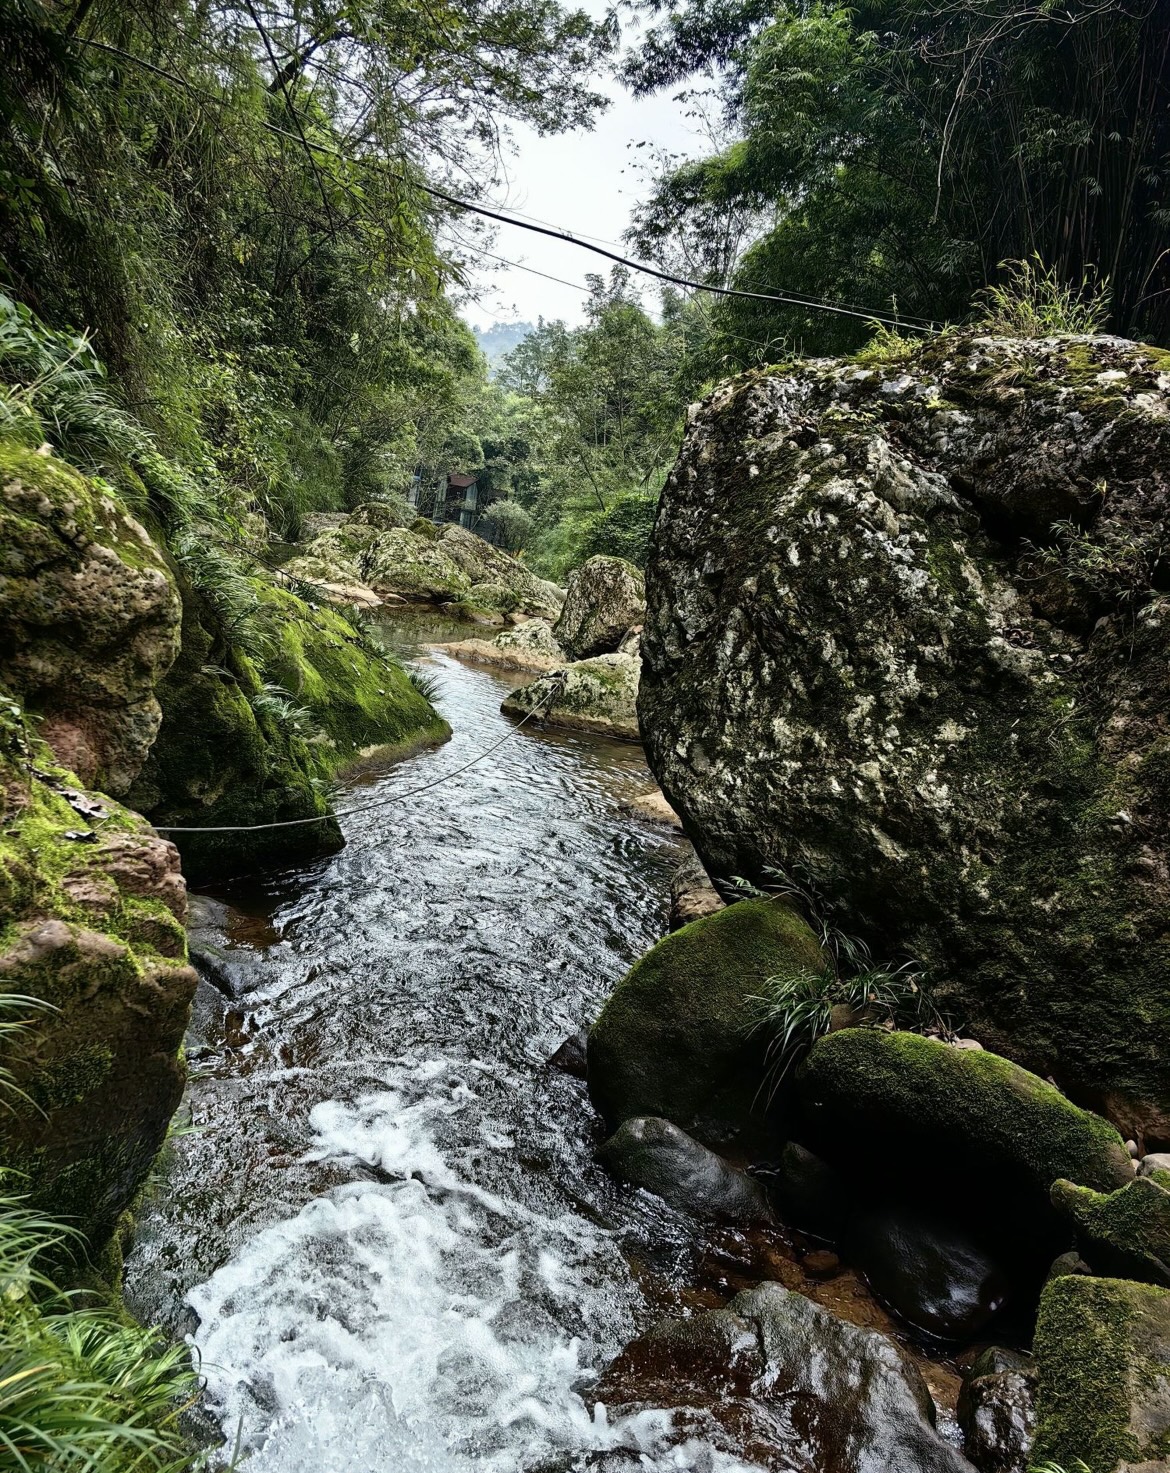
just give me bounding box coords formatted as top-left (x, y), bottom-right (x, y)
top-left (587, 897), bottom-right (826, 1147)
top-left (127, 576), bottom-right (449, 882)
top-left (287, 518), bottom-right (562, 619)
top-left (638, 332), bottom-right (1170, 1136)
top-left (0, 442), bottom-right (181, 794)
top-left (501, 651), bottom-right (640, 740)
top-left (442, 617), bottom-right (566, 673)
top-left (1032, 1273), bottom-right (1170, 1472)
top-left (597, 1281), bottom-right (974, 1472)
top-left (0, 700), bottom-right (196, 1248)
top-left (552, 554), bottom-right (645, 660)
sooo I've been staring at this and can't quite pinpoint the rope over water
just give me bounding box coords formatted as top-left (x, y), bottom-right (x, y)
top-left (152, 670), bottom-right (569, 835)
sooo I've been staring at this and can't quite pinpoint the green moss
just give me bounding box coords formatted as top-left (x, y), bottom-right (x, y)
top-left (1053, 1176), bottom-right (1170, 1286)
top-left (1031, 1275), bottom-right (1170, 1472)
top-left (588, 898), bottom-right (827, 1147)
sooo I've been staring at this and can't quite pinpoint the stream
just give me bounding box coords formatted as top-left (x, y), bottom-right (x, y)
top-left (126, 611), bottom-right (768, 1472)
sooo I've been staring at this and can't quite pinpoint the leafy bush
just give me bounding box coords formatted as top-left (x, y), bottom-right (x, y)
top-left (579, 492), bottom-right (658, 568)
top-left (479, 499), bottom-right (533, 552)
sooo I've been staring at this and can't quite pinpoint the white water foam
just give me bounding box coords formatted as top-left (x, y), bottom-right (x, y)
top-left (188, 1059), bottom-right (755, 1473)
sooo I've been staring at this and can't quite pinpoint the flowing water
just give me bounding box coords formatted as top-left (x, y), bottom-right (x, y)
top-left (126, 612), bottom-right (769, 1472)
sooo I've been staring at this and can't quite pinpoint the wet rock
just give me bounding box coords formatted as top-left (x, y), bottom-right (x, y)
top-left (637, 332), bottom-right (1170, 1132)
top-left (795, 1031), bottom-right (1133, 1241)
top-left (501, 653), bottom-right (641, 740)
top-left (765, 1140), bottom-right (849, 1241)
top-left (597, 1116), bottom-right (773, 1224)
top-left (848, 1205), bottom-right (1011, 1342)
top-left (803, 1249), bottom-right (841, 1278)
top-left (547, 1030), bottom-right (588, 1079)
top-left (620, 788), bottom-right (681, 827)
top-left (597, 1281), bottom-right (975, 1472)
top-left (553, 556), bottom-right (645, 662)
top-left (1052, 1173), bottom-right (1170, 1287)
top-left (668, 851), bottom-right (725, 931)
top-left (956, 1348), bottom-right (1036, 1473)
top-left (587, 898), bottom-right (827, 1148)
top-left (1032, 1274), bottom-right (1170, 1471)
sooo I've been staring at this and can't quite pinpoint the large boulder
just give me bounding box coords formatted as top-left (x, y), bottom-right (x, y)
top-left (500, 652), bottom-right (640, 740)
top-left (553, 554), bottom-right (645, 660)
top-left (0, 442), bottom-right (181, 795)
top-left (1032, 1273), bottom-right (1170, 1472)
top-left (0, 698), bottom-right (196, 1248)
top-left (596, 1281), bottom-right (974, 1473)
top-left (638, 333), bottom-right (1170, 1138)
top-left (587, 897), bottom-right (827, 1147)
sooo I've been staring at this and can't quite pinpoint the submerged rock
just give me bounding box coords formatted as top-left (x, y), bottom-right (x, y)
top-left (552, 555), bottom-right (645, 661)
top-left (501, 652), bottom-right (641, 740)
top-left (1032, 1273), bottom-right (1170, 1472)
top-left (597, 1281), bottom-right (974, 1472)
top-left (638, 332), bottom-right (1170, 1134)
top-left (587, 898), bottom-right (826, 1148)
top-left (597, 1116), bottom-right (773, 1224)
top-left (668, 850), bottom-right (725, 931)
top-left (848, 1205), bottom-right (1010, 1342)
top-left (1052, 1174), bottom-right (1170, 1288)
top-left (956, 1348), bottom-right (1036, 1473)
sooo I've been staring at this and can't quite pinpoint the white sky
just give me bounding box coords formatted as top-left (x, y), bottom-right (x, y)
top-left (458, 22), bottom-right (705, 331)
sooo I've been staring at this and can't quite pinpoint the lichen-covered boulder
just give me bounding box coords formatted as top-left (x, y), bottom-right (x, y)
top-left (0, 442), bottom-right (181, 795)
top-left (348, 498), bottom-right (412, 530)
top-left (553, 555), bottom-right (645, 660)
top-left (1032, 1274), bottom-right (1170, 1472)
top-left (501, 652), bottom-right (641, 739)
top-left (0, 699), bottom-right (196, 1247)
top-left (443, 618), bottom-right (567, 673)
top-left (596, 1282), bottom-right (974, 1472)
top-left (796, 1032), bottom-right (1132, 1231)
top-left (1053, 1174), bottom-right (1170, 1288)
top-left (639, 333), bottom-right (1170, 1137)
top-left (587, 897), bottom-right (827, 1147)
top-left (127, 576), bottom-right (448, 881)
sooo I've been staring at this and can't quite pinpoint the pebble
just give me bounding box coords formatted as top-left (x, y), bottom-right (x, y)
top-left (1127, 1139), bottom-right (1141, 1159)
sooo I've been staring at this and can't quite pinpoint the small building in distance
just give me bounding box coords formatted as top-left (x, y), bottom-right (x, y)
top-left (408, 469), bottom-right (497, 534)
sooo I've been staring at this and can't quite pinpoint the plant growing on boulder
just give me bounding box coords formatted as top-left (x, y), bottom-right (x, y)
top-left (974, 255), bottom-right (1111, 338)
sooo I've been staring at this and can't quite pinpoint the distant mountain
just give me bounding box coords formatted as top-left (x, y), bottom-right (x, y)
top-left (473, 320), bottom-right (535, 367)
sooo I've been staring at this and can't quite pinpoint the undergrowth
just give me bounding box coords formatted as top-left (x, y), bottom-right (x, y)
top-left (975, 255), bottom-right (1111, 337)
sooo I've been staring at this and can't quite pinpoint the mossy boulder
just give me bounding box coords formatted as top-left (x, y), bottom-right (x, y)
top-left (1032, 1273), bottom-right (1170, 1472)
top-left (0, 441), bottom-right (181, 795)
top-left (126, 573), bottom-right (448, 881)
top-left (443, 618), bottom-right (567, 674)
top-left (638, 332), bottom-right (1170, 1137)
top-left (501, 652), bottom-right (641, 739)
top-left (0, 697), bottom-right (195, 1248)
top-left (587, 898), bottom-right (827, 1147)
top-left (1053, 1175), bottom-right (1170, 1288)
top-left (796, 1031), bottom-right (1132, 1239)
top-left (553, 554), bottom-right (646, 661)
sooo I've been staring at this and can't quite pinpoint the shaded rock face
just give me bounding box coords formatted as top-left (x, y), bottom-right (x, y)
top-left (1052, 1173), bottom-right (1170, 1288)
top-left (1032, 1273), bottom-right (1170, 1472)
top-left (956, 1349), bottom-right (1036, 1473)
top-left (553, 555), bottom-right (645, 661)
top-left (597, 1116), bottom-right (773, 1225)
top-left (0, 443), bottom-right (181, 795)
top-left (0, 705), bottom-right (196, 1247)
top-left (587, 897), bottom-right (826, 1148)
top-left (668, 850), bottom-right (725, 931)
top-left (596, 1281), bottom-right (974, 1473)
top-left (638, 333), bottom-right (1170, 1133)
top-left (501, 652), bottom-right (641, 740)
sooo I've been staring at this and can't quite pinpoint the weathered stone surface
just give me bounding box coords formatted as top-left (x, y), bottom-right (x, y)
top-left (553, 555), bottom-right (645, 660)
top-left (1032, 1274), bottom-right (1170, 1473)
top-left (1053, 1174), bottom-right (1170, 1288)
top-left (501, 652), bottom-right (641, 740)
top-left (596, 1281), bottom-right (974, 1473)
top-left (0, 442), bottom-right (181, 795)
top-left (597, 1116), bottom-right (773, 1224)
top-left (620, 787), bottom-right (681, 826)
top-left (588, 897), bottom-right (826, 1147)
top-left (956, 1348), bottom-right (1036, 1473)
top-left (0, 700), bottom-right (195, 1247)
top-left (668, 849), bottom-right (725, 930)
top-left (443, 617), bottom-right (567, 673)
top-left (638, 332), bottom-right (1170, 1132)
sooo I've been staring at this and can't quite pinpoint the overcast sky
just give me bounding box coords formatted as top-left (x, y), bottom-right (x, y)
top-left (458, 21), bottom-right (705, 331)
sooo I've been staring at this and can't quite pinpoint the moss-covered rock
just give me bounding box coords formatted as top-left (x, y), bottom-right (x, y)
top-left (126, 573), bottom-right (449, 881)
top-left (0, 441), bottom-right (181, 795)
top-left (587, 898), bottom-right (827, 1147)
top-left (1032, 1273), bottom-right (1170, 1472)
top-left (0, 696), bottom-right (195, 1248)
top-left (501, 652), bottom-right (641, 739)
top-left (443, 618), bottom-right (567, 673)
top-left (796, 1031), bottom-right (1132, 1234)
top-left (553, 554), bottom-right (646, 660)
top-left (638, 332), bottom-right (1170, 1137)
top-left (1053, 1175), bottom-right (1170, 1288)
